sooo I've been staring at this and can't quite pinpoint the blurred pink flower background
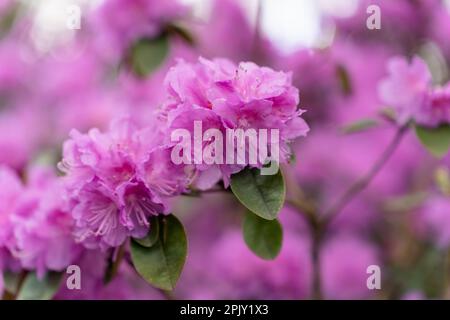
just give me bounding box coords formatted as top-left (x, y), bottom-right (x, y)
top-left (0, 0), bottom-right (450, 300)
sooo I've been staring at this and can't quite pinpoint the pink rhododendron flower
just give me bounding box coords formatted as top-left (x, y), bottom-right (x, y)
top-left (429, 6), bottom-right (450, 58)
top-left (205, 232), bottom-right (312, 299)
top-left (402, 290), bottom-right (426, 300)
top-left (417, 85), bottom-right (450, 127)
top-left (0, 108), bottom-right (45, 170)
top-left (330, 0), bottom-right (434, 46)
top-left (56, 251), bottom-right (163, 300)
top-left (161, 57), bottom-right (309, 188)
top-left (60, 117), bottom-right (191, 249)
top-left (0, 165), bottom-right (22, 275)
top-left (293, 126), bottom-right (425, 234)
top-left (191, 0), bottom-right (254, 62)
top-left (89, 0), bottom-right (187, 62)
top-left (379, 56), bottom-right (432, 125)
top-left (321, 236), bottom-right (380, 299)
top-left (0, 271), bottom-right (3, 296)
top-left (379, 56), bottom-right (450, 127)
top-left (0, 40), bottom-right (28, 96)
top-left (175, 201), bottom-right (312, 299)
top-left (416, 196), bottom-right (450, 248)
top-left (12, 167), bottom-right (81, 277)
top-left (0, 0), bottom-right (13, 14)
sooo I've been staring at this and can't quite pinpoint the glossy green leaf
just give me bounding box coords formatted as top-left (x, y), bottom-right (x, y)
top-left (230, 167), bottom-right (285, 220)
top-left (131, 36), bottom-right (169, 77)
top-left (17, 272), bottom-right (62, 300)
top-left (133, 216), bottom-right (160, 248)
top-left (131, 215), bottom-right (187, 291)
top-left (243, 212), bottom-right (283, 260)
top-left (415, 125), bottom-right (450, 158)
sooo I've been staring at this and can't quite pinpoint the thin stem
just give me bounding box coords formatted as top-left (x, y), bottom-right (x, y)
top-left (283, 164), bottom-right (318, 223)
top-left (444, 249), bottom-right (450, 299)
top-left (323, 125), bottom-right (409, 226)
top-left (104, 242), bottom-right (126, 284)
top-left (311, 226), bottom-right (323, 300)
top-left (284, 168), bottom-right (323, 299)
top-left (288, 198), bottom-right (323, 299)
top-left (251, 0), bottom-right (263, 61)
top-left (286, 198), bottom-right (316, 223)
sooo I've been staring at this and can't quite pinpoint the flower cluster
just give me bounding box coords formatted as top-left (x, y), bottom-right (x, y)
top-left (379, 56), bottom-right (450, 127)
top-left (90, 0), bottom-right (187, 62)
top-left (178, 230), bottom-right (312, 299)
top-left (12, 167), bottom-right (81, 277)
top-left (161, 57), bottom-right (309, 188)
top-left (2, 0), bottom-right (450, 301)
top-left (320, 236), bottom-right (380, 299)
top-left (416, 196), bottom-right (450, 248)
top-left (0, 166), bottom-right (80, 284)
top-left (0, 166), bottom-right (22, 278)
top-left (59, 117), bottom-right (191, 250)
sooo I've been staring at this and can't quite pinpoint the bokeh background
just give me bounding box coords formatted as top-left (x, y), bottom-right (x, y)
top-left (1, 0), bottom-right (450, 299)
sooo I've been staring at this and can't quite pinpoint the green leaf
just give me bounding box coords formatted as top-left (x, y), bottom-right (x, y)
top-left (165, 24), bottom-right (195, 46)
top-left (243, 212), bottom-right (283, 260)
top-left (17, 272), bottom-right (62, 300)
top-left (130, 215), bottom-right (187, 291)
top-left (434, 167), bottom-right (450, 196)
top-left (341, 119), bottom-right (378, 134)
top-left (130, 36), bottom-right (169, 77)
top-left (230, 167), bottom-right (285, 220)
top-left (379, 107), bottom-right (397, 123)
top-left (3, 271), bottom-right (21, 294)
top-left (383, 192), bottom-right (428, 212)
top-left (336, 64), bottom-right (352, 95)
top-left (133, 216), bottom-right (160, 247)
top-left (0, 4), bottom-right (19, 39)
top-left (415, 125), bottom-right (450, 158)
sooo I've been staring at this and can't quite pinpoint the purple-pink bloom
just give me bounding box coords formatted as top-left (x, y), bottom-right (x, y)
top-left (89, 0), bottom-right (187, 62)
top-left (0, 165), bottom-right (22, 275)
top-left (417, 85), bottom-right (450, 127)
top-left (11, 166), bottom-right (81, 278)
top-left (0, 40), bottom-right (28, 96)
top-left (179, 230), bottom-right (312, 299)
top-left (401, 290), bottom-right (426, 300)
top-left (56, 250), bottom-right (164, 300)
top-left (378, 56), bottom-right (431, 125)
top-left (162, 57), bottom-right (309, 188)
top-left (416, 196), bottom-right (450, 248)
top-left (0, 108), bottom-right (45, 170)
top-left (191, 0), bottom-right (254, 62)
top-left (320, 236), bottom-right (380, 299)
top-left (60, 117), bottom-right (191, 249)
top-left (0, 0), bottom-right (13, 15)
top-left (379, 56), bottom-right (450, 127)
